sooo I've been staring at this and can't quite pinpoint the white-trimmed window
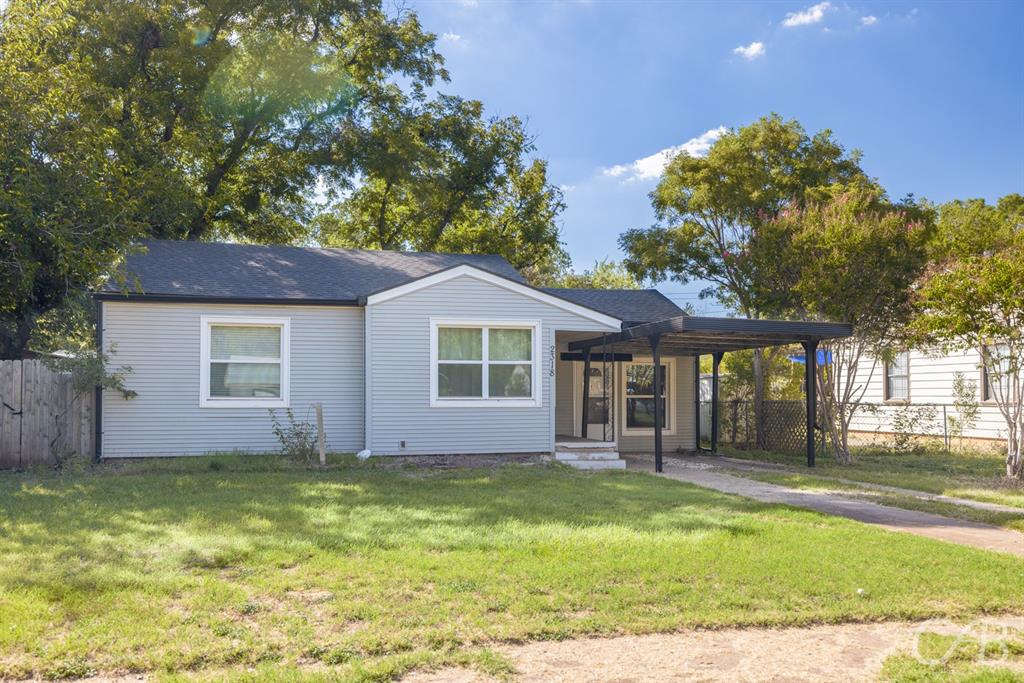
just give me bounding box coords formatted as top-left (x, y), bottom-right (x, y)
top-left (884, 351), bottom-right (910, 402)
top-left (982, 343), bottom-right (1010, 403)
top-left (620, 358), bottom-right (675, 434)
top-left (200, 316), bottom-right (290, 408)
top-left (430, 319), bottom-right (541, 407)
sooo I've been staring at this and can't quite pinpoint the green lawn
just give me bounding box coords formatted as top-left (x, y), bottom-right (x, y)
top-left (719, 446), bottom-right (1024, 509)
top-left (2, 456), bottom-right (1024, 682)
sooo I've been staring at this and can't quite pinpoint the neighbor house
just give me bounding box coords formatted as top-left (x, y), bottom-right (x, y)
top-left (846, 348), bottom-right (1009, 446)
top-left (95, 240), bottom-right (849, 469)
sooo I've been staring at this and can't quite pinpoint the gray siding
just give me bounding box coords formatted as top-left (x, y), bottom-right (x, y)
top-left (101, 302), bottom-right (364, 457)
top-left (367, 275), bottom-right (617, 455)
top-left (615, 357), bottom-right (696, 453)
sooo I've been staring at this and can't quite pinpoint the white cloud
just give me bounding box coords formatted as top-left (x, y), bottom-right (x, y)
top-left (441, 32), bottom-right (462, 43)
top-left (601, 126), bottom-right (728, 182)
top-left (559, 184), bottom-right (577, 192)
top-left (782, 2), bottom-right (832, 27)
top-left (860, 15), bottom-right (878, 26)
top-left (458, 0), bottom-right (478, 7)
top-left (733, 41), bottom-right (766, 60)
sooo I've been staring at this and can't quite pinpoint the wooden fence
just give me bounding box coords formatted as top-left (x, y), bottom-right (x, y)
top-left (0, 360), bottom-right (94, 469)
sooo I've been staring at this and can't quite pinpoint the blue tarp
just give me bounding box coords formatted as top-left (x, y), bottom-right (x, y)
top-left (787, 350), bottom-right (832, 365)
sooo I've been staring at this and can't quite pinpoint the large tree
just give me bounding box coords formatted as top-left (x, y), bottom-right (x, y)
top-left (752, 186), bottom-right (934, 463)
top-left (314, 96), bottom-right (569, 283)
top-left (619, 114), bottom-right (873, 447)
top-left (0, 0), bottom-right (568, 357)
top-left (0, 1), bottom-right (142, 357)
top-left (912, 196), bottom-right (1023, 478)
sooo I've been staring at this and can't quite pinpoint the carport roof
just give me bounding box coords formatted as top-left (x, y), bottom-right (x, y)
top-left (566, 315), bottom-right (852, 355)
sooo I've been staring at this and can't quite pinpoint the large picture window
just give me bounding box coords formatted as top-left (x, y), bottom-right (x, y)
top-left (884, 351), bottom-right (910, 401)
top-left (620, 358), bottom-right (675, 433)
top-left (431, 320), bottom-right (540, 407)
top-left (200, 316), bottom-right (290, 408)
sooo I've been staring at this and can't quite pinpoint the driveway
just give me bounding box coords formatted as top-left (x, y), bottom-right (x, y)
top-left (626, 455), bottom-right (1024, 557)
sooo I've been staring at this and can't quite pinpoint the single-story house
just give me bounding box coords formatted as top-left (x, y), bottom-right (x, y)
top-left (95, 240), bottom-right (850, 470)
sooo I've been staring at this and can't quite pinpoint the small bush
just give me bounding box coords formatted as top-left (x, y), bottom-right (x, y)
top-left (269, 408), bottom-right (319, 463)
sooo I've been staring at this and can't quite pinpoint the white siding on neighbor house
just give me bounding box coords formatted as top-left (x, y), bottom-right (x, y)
top-left (552, 353), bottom-right (697, 452)
top-left (101, 302), bottom-right (364, 457)
top-left (846, 348), bottom-right (1007, 442)
top-left (366, 274), bottom-right (617, 455)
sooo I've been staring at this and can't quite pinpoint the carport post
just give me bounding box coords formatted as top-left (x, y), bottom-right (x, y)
top-left (651, 334), bottom-right (663, 473)
top-left (581, 347), bottom-right (591, 439)
top-left (802, 340), bottom-right (818, 468)
top-left (693, 355), bottom-right (701, 451)
top-left (710, 352), bottom-right (723, 453)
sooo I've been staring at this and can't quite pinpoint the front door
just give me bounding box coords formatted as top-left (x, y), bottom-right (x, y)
top-left (573, 362), bottom-right (614, 440)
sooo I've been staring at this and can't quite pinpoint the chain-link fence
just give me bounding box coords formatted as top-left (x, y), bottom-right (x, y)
top-left (699, 400), bottom-right (1005, 455)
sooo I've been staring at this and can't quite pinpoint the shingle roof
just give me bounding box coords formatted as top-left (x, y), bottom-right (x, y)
top-left (542, 288), bottom-right (684, 325)
top-left (99, 240), bottom-right (525, 302)
top-left (97, 240), bottom-right (685, 326)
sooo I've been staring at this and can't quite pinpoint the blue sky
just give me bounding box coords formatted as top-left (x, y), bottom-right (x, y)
top-left (411, 0), bottom-right (1024, 313)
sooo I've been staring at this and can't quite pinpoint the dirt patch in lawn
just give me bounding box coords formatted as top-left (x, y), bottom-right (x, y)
top-left (403, 618), bottom-right (1024, 683)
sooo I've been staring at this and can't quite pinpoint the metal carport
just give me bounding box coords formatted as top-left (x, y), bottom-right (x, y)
top-left (566, 316), bottom-right (853, 472)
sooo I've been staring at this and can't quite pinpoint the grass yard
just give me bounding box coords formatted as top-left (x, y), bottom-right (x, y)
top-left (2, 456), bottom-right (1024, 682)
top-left (720, 446), bottom-right (1024, 510)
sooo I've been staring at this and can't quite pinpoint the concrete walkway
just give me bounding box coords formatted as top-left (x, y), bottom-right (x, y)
top-left (626, 455), bottom-right (1024, 557)
top-left (708, 454), bottom-right (1024, 515)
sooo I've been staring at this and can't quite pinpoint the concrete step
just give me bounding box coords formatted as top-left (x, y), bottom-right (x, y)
top-left (560, 458), bottom-right (627, 471)
top-left (555, 441), bottom-right (617, 451)
top-left (555, 451), bottom-right (621, 462)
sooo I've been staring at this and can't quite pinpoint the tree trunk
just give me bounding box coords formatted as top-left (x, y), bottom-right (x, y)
top-left (0, 307), bottom-right (37, 360)
top-left (752, 348), bottom-right (767, 450)
top-left (1008, 431), bottom-right (1022, 479)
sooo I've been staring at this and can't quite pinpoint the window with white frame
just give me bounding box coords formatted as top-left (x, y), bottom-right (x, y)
top-left (884, 351), bottom-right (909, 401)
top-left (621, 358), bottom-right (674, 433)
top-left (982, 343), bottom-right (1010, 403)
top-left (431, 320), bottom-right (540, 406)
top-left (200, 316), bottom-right (290, 408)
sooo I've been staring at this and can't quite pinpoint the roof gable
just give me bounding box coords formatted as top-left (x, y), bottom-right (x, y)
top-left (365, 265), bottom-right (622, 328)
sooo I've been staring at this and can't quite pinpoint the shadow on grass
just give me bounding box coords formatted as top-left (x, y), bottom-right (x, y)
top-left (0, 461), bottom-right (767, 593)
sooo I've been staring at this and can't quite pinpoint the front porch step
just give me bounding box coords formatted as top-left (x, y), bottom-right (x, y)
top-left (557, 457), bottom-right (627, 471)
top-left (555, 451), bottom-right (621, 461)
top-left (555, 440), bottom-right (617, 450)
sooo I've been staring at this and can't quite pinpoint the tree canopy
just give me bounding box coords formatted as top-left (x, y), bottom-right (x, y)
top-left (0, 0), bottom-right (569, 357)
top-left (752, 186), bottom-right (934, 462)
top-left (912, 196), bottom-right (1023, 477)
top-left (552, 260), bottom-right (640, 289)
top-left (619, 114), bottom-right (872, 317)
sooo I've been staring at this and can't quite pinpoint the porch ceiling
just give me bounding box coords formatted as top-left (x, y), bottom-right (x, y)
top-left (566, 315), bottom-right (852, 355)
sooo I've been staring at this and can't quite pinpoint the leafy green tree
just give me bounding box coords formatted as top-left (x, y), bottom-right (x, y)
top-left (0, 0), bottom-right (142, 358)
top-left (315, 96), bottom-right (568, 283)
top-left (553, 260), bottom-right (641, 289)
top-left (0, 0), bottom-right (568, 354)
top-left (753, 187), bottom-right (933, 463)
top-left (620, 114), bottom-right (873, 448)
top-left (912, 196), bottom-right (1023, 478)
